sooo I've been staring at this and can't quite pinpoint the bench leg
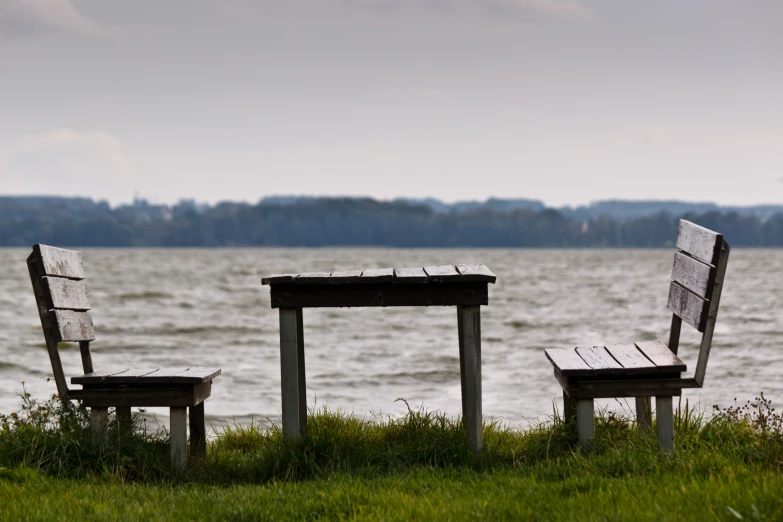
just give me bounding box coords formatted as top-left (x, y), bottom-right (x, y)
top-left (656, 396), bottom-right (674, 453)
top-left (576, 399), bottom-right (594, 454)
top-left (635, 397), bottom-right (652, 432)
top-left (189, 402), bottom-right (206, 458)
top-left (563, 390), bottom-right (577, 426)
top-left (116, 407), bottom-right (132, 435)
top-left (280, 307), bottom-right (307, 440)
top-left (90, 407), bottom-right (108, 445)
top-left (170, 407), bottom-right (188, 472)
top-left (457, 305), bottom-right (482, 455)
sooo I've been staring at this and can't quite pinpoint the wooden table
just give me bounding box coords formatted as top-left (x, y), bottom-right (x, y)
top-left (262, 264), bottom-right (496, 454)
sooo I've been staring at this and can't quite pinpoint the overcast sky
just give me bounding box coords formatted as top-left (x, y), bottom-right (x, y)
top-left (0, 0), bottom-right (781, 207)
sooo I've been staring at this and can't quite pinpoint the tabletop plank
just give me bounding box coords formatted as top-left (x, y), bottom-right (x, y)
top-left (295, 272), bottom-right (331, 284)
top-left (456, 264), bottom-right (497, 283)
top-left (328, 270), bottom-right (363, 284)
top-left (424, 265), bottom-right (461, 282)
top-left (394, 267), bottom-right (428, 283)
top-left (359, 268), bottom-right (394, 283)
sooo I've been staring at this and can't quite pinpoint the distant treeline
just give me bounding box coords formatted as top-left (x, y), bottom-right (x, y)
top-left (1, 196), bottom-right (782, 247)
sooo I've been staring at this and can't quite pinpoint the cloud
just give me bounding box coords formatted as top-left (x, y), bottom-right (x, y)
top-left (0, 0), bottom-right (108, 38)
top-left (0, 129), bottom-right (135, 202)
top-left (341, 0), bottom-right (590, 20)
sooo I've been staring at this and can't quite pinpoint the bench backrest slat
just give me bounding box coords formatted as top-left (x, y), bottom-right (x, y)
top-left (675, 220), bottom-right (722, 265)
top-left (42, 277), bottom-right (91, 311)
top-left (666, 281), bottom-right (709, 332)
top-left (49, 310), bottom-right (96, 342)
top-left (33, 244), bottom-right (86, 279)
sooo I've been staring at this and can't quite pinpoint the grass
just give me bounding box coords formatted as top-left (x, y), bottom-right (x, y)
top-left (1, 391), bottom-right (783, 520)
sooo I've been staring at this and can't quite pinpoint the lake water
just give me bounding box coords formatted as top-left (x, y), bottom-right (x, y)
top-left (1, 248), bottom-right (780, 428)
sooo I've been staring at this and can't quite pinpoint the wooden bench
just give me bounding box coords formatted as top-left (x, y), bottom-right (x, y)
top-left (545, 220), bottom-right (730, 452)
top-left (262, 264), bottom-right (496, 454)
top-left (27, 244), bottom-right (221, 471)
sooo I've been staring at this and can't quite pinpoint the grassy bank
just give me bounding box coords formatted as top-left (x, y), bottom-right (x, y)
top-left (1, 393), bottom-right (783, 520)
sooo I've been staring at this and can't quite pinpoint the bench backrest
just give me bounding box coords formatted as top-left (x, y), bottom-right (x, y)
top-left (666, 220), bottom-right (730, 386)
top-left (27, 245), bottom-right (96, 397)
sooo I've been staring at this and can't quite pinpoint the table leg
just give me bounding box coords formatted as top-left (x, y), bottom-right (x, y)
top-left (457, 305), bottom-right (482, 454)
top-left (189, 402), bottom-right (206, 458)
top-left (280, 307), bottom-right (307, 439)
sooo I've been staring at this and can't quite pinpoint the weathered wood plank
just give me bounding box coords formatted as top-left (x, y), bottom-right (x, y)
top-left (656, 396), bottom-right (674, 452)
top-left (72, 369), bottom-right (129, 384)
top-left (73, 367), bottom-right (221, 385)
top-left (694, 241), bottom-right (731, 386)
top-left (72, 382), bottom-right (212, 408)
top-left (456, 264), bottom-right (497, 283)
top-left (42, 277), bottom-right (90, 311)
top-left (79, 341), bottom-right (94, 374)
top-left (564, 376), bottom-right (691, 399)
top-left (423, 265), bottom-right (461, 282)
top-left (117, 406), bottom-right (132, 435)
top-left (394, 267), bottom-right (428, 283)
top-left (577, 399), bottom-right (594, 453)
top-left (170, 407), bottom-right (188, 471)
top-left (50, 310), bottom-right (95, 342)
top-left (28, 253), bottom-right (69, 397)
top-left (33, 244), bottom-right (85, 279)
top-left (270, 282), bottom-right (488, 308)
top-left (576, 346), bottom-right (623, 373)
top-left (328, 270), bottom-right (362, 284)
top-left (295, 272), bottom-right (331, 284)
top-left (88, 368), bottom-right (159, 385)
top-left (261, 274), bottom-right (296, 285)
top-left (457, 305), bottom-right (482, 455)
top-left (165, 367), bottom-right (222, 384)
top-left (672, 251), bottom-right (715, 298)
top-left (675, 220), bottom-right (722, 265)
top-left (636, 397), bottom-right (652, 432)
top-left (280, 308), bottom-right (306, 439)
top-left (90, 407), bottom-right (108, 445)
top-left (667, 281), bottom-right (709, 331)
top-left (634, 341), bottom-right (687, 371)
top-left (545, 348), bottom-right (592, 375)
top-left (125, 367), bottom-right (192, 384)
top-left (604, 344), bottom-right (656, 373)
top-left (189, 402), bottom-right (206, 457)
top-left (358, 268), bottom-right (394, 283)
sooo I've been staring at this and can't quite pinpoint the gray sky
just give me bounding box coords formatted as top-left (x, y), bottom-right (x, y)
top-left (0, 0), bottom-right (781, 207)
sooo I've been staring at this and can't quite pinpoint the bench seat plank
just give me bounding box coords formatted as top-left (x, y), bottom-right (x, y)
top-left (71, 369), bottom-right (129, 384)
top-left (545, 348), bottom-right (591, 375)
top-left (604, 344), bottom-right (656, 374)
top-left (576, 346), bottom-right (624, 374)
top-left (635, 341), bottom-right (687, 372)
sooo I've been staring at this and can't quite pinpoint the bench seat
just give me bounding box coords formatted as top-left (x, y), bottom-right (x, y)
top-left (545, 341), bottom-right (686, 377)
top-left (71, 367), bottom-right (221, 386)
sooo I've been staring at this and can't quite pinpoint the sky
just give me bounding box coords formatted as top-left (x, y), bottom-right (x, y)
top-left (0, 0), bottom-right (781, 207)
